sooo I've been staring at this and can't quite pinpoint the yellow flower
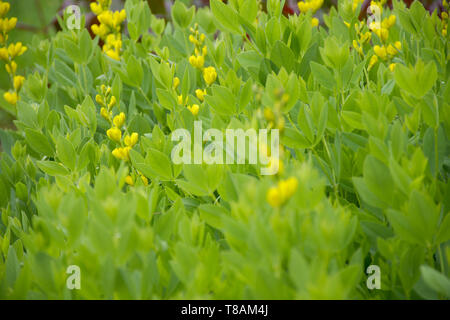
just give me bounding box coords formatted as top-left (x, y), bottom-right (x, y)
top-left (264, 107), bottom-right (275, 122)
top-left (178, 94), bottom-right (187, 105)
top-left (187, 104), bottom-right (200, 116)
top-left (368, 55), bottom-right (378, 70)
top-left (311, 17), bottom-right (319, 27)
top-left (353, 40), bottom-right (363, 55)
top-left (202, 45), bottom-right (207, 56)
top-left (298, 0), bottom-right (323, 13)
top-left (203, 66), bottom-right (217, 86)
top-left (195, 89), bottom-right (207, 102)
top-left (124, 132), bottom-right (139, 147)
top-left (113, 112), bottom-right (125, 128)
top-left (394, 41), bottom-right (402, 51)
top-left (0, 17), bottom-right (17, 34)
top-left (3, 91), bottom-right (18, 105)
top-left (173, 77), bottom-right (180, 89)
top-left (13, 75), bottom-right (24, 91)
top-left (5, 60), bottom-right (16, 74)
top-left (91, 24), bottom-right (108, 38)
top-left (107, 126), bottom-right (122, 143)
top-left (100, 107), bottom-right (111, 120)
top-left (0, 2), bottom-right (10, 17)
top-left (125, 175), bottom-right (134, 186)
top-left (108, 95), bottom-right (117, 109)
top-left (267, 187), bottom-right (282, 208)
top-left (267, 157), bottom-right (284, 175)
top-left (389, 63), bottom-right (396, 72)
top-left (386, 44), bottom-right (397, 56)
top-left (105, 48), bottom-right (120, 60)
top-left (189, 55), bottom-right (205, 69)
top-left (0, 47), bottom-right (8, 60)
top-left (360, 31), bottom-right (371, 43)
top-left (189, 34), bottom-right (197, 44)
top-left (374, 45), bottom-right (387, 60)
top-left (7, 42), bottom-right (27, 59)
top-left (112, 147), bottom-right (130, 161)
top-left (96, 94), bottom-right (104, 106)
top-left (141, 175), bottom-right (149, 186)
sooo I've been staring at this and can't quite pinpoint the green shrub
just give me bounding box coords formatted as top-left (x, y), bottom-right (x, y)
top-left (0, 0), bottom-right (449, 299)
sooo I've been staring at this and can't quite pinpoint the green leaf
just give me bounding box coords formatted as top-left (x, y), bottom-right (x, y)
top-left (146, 148), bottom-right (173, 181)
top-left (210, 0), bottom-right (240, 34)
top-left (271, 41), bottom-right (295, 72)
top-left (205, 85), bottom-right (236, 116)
top-left (310, 61), bottom-right (335, 90)
top-left (24, 128), bottom-right (54, 157)
top-left (36, 161), bottom-right (69, 176)
top-left (171, 1), bottom-right (195, 29)
top-left (420, 266), bottom-right (450, 298)
top-left (56, 136), bottom-right (76, 171)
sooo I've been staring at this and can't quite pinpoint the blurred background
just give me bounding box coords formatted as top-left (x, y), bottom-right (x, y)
top-left (0, 0), bottom-right (445, 130)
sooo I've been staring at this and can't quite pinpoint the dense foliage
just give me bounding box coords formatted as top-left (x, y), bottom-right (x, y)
top-left (0, 0), bottom-right (449, 299)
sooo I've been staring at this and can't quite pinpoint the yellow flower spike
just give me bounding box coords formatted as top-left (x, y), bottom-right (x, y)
top-left (368, 55), bottom-right (378, 70)
top-left (113, 112), bottom-right (125, 128)
top-left (267, 187), bottom-right (282, 208)
top-left (394, 41), bottom-right (402, 51)
top-left (203, 66), bottom-right (217, 86)
top-left (108, 95), bottom-right (117, 109)
top-left (442, 12), bottom-right (448, 20)
top-left (195, 89), bottom-right (207, 102)
top-left (202, 46), bottom-right (207, 56)
top-left (187, 104), bottom-right (200, 116)
top-left (124, 132), bottom-right (139, 147)
top-left (311, 17), bottom-right (319, 27)
top-left (3, 91), bottom-right (18, 105)
top-left (200, 33), bottom-right (206, 43)
top-left (0, 47), bottom-right (8, 61)
top-left (107, 126), bottom-right (122, 143)
top-left (100, 107), bottom-right (110, 120)
top-left (13, 75), bottom-right (25, 91)
top-left (101, 84), bottom-right (107, 94)
top-left (141, 175), bottom-right (149, 186)
top-left (125, 175), bottom-right (134, 186)
top-left (389, 63), bottom-right (396, 72)
top-left (173, 77), bottom-right (180, 90)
